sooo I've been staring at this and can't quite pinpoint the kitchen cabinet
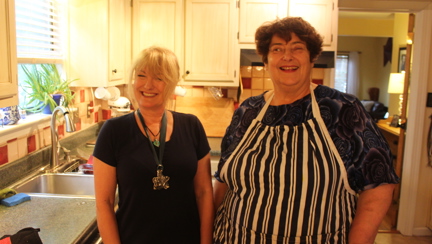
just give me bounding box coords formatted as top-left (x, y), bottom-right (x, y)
top-left (68, 0), bottom-right (130, 87)
top-left (183, 0), bottom-right (238, 86)
top-left (288, 0), bottom-right (338, 51)
top-left (132, 0), bottom-right (183, 70)
top-left (238, 0), bottom-right (288, 44)
top-left (0, 0), bottom-right (18, 108)
top-left (132, 0), bottom-right (239, 87)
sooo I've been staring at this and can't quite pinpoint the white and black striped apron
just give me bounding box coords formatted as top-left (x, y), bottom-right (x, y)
top-left (214, 87), bottom-right (357, 243)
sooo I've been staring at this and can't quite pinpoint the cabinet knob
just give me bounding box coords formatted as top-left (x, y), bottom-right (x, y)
top-left (186, 70), bottom-right (190, 75)
top-left (112, 69), bottom-right (117, 73)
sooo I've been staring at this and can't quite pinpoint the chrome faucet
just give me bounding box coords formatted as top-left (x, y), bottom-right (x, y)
top-left (50, 106), bottom-right (76, 172)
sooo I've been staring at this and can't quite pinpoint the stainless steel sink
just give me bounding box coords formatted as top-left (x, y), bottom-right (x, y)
top-left (14, 173), bottom-right (95, 198)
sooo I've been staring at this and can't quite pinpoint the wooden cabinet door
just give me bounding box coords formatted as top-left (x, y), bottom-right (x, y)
top-left (69, 0), bottom-right (128, 87)
top-left (0, 0), bottom-right (18, 107)
top-left (239, 0), bottom-right (288, 43)
top-left (289, 0), bottom-right (336, 48)
top-left (109, 0), bottom-right (127, 82)
top-left (183, 0), bottom-right (238, 86)
top-left (132, 0), bottom-right (183, 63)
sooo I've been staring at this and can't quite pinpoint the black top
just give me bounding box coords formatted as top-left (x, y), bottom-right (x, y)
top-left (94, 111), bottom-right (210, 243)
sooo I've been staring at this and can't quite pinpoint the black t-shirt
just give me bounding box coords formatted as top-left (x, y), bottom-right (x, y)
top-left (94, 111), bottom-right (210, 243)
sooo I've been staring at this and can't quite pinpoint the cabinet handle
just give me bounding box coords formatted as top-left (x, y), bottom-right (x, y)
top-left (186, 70), bottom-right (190, 75)
top-left (112, 69), bottom-right (117, 73)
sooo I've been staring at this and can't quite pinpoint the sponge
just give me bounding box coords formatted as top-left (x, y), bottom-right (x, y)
top-left (1, 193), bottom-right (31, 207)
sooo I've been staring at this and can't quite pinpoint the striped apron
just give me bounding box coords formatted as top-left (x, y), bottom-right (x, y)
top-left (214, 87), bottom-right (357, 243)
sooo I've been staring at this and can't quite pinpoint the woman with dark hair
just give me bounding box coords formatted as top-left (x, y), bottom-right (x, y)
top-left (213, 17), bottom-right (399, 243)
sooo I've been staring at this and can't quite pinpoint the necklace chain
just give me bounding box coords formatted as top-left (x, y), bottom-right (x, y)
top-left (144, 124), bottom-right (161, 146)
top-left (146, 126), bottom-right (160, 138)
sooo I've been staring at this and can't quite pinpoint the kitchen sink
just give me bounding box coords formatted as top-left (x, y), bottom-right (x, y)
top-left (14, 173), bottom-right (95, 198)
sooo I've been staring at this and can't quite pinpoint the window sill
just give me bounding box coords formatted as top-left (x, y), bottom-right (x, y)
top-left (0, 114), bottom-right (51, 141)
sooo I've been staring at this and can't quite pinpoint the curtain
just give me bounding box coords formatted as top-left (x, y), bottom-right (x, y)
top-left (346, 51), bottom-right (360, 96)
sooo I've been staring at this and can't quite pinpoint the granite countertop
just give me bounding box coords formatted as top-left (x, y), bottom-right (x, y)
top-left (0, 196), bottom-right (96, 244)
top-left (0, 123), bottom-right (103, 244)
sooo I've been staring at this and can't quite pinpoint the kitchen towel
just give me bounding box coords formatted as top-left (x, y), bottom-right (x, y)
top-left (0, 227), bottom-right (43, 244)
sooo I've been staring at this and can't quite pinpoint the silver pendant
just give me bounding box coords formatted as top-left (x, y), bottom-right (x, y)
top-left (152, 169), bottom-right (170, 190)
top-left (153, 139), bottom-right (160, 147)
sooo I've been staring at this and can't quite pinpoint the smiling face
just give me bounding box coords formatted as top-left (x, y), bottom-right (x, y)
top-left (265, 33), bottom-right (314, 92)
top-left (133, 68), bottom-right (167, 110)
top-left (128, 46), bottom-right (180, 112)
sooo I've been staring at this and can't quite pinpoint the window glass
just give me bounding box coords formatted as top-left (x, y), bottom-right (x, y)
top-left (14, 0), bottom-right (66, 111)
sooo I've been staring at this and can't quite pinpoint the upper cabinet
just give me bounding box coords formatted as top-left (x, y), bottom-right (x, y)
top-left (132, 0), bottom-right (183, 69)
top-left (68, 0), bottom-right (130, 87)
top-left (132, 0), bottom-right (239, 87)
top-left (0, 0), bottom-right (18, 108)
top-left (288, 0), bottom-right (338, 50)
top-left (183, 0), bottom-right (238, 86)
top-left (238, 0), bottom-right (288, 43)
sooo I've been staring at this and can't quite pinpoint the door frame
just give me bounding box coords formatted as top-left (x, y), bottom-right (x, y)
top-left (397, 4), bottom-right (432, 236)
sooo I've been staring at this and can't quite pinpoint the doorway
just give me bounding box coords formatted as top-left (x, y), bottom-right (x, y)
top-left (337, 11), bottom-right (410, 232)
top-left (339, 0), bottom-right (432, 237)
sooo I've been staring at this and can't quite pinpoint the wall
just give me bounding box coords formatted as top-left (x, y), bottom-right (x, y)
top-left (338, 13), bottom-right (409, 116)
top-left (389, 13), bottom-right (410, 116)
top-left (338, 17), bottom-right (394, 37)
top-left (337, 36), bottom-right (391, 102)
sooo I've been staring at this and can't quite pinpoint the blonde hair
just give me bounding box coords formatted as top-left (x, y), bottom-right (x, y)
top-left (128, 46), bottom-right (180, 109)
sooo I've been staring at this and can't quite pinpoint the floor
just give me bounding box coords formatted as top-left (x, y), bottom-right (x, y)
top-left (376, 207), bottom-right (432, 243)
top-left (375, 232), bottom-right (432, 244)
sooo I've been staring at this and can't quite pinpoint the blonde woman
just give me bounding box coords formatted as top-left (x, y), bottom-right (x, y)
top-left (94, 46), bottom-right (214, 243)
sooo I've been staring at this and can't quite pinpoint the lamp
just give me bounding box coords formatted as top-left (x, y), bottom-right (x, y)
top-left (388, 73), bottom-right (405, 115)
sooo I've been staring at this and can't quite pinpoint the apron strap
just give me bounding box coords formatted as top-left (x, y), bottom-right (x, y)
top-left (256, 91), bottom-right (274, 121)
top-left (309, 84), bottom-right (322, 119)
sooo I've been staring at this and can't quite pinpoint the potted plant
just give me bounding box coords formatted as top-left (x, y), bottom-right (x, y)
top-left (20, 64), bottom-right (77, 114)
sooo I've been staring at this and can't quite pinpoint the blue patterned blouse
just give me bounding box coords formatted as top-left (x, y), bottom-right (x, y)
top-left (215, 85), bottom-right (400, 192)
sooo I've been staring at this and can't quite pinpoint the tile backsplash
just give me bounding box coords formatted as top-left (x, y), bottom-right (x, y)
top-left (0, 86), bottom-right (103, 166)
top-left (0, 66), bottom-right (323, 167)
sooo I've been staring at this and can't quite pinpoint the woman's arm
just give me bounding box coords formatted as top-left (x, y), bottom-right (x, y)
top-left (194, 153), bottom-right (215, 244)
top-left (93, 156), bottom-right (121, 244)
top-left (349, 183), bottom-right (395, 244)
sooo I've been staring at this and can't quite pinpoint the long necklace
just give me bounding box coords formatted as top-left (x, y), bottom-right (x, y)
top-left (145, 126), bottom-right (161, 147)
top-left (137, 109), bottom-right (170, 190)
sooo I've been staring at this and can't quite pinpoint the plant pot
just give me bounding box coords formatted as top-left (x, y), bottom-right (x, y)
top-left (42, 94), bottom-right (63, 114)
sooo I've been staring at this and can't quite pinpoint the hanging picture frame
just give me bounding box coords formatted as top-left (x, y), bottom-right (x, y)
top-left (398, 47), bottom-right (406, 72)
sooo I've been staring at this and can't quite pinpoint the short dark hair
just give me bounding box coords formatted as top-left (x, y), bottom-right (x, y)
top-left (255, 17), bottom-right (323, 64)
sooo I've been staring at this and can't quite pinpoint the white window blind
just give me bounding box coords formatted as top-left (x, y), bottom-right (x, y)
top-left (15, 0), bottom-right (65, 62)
